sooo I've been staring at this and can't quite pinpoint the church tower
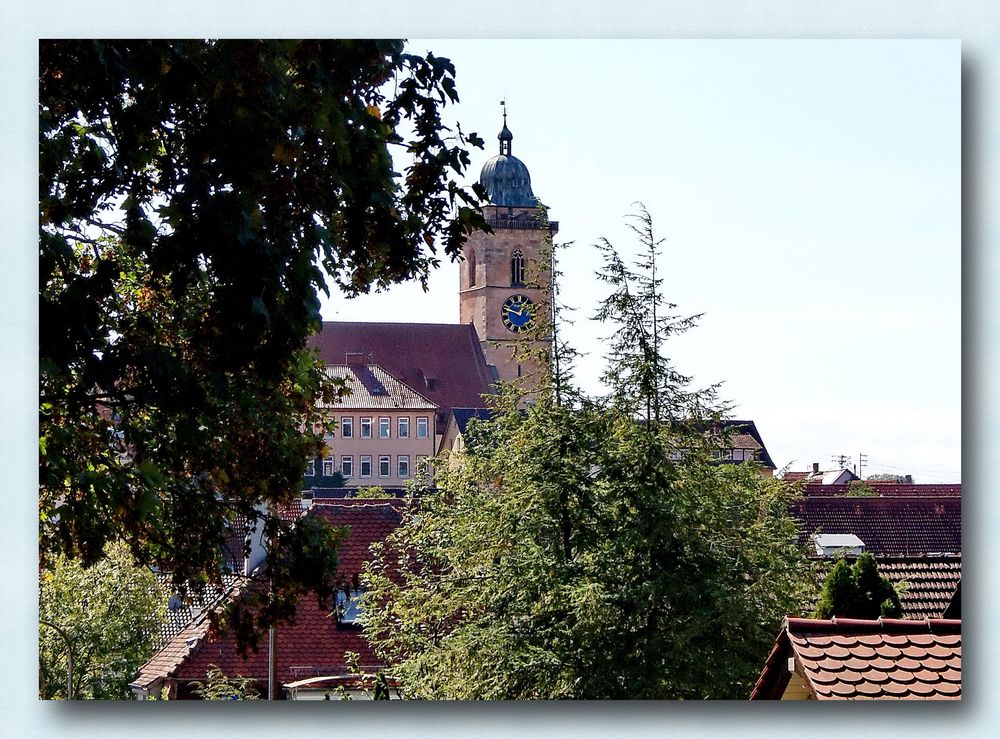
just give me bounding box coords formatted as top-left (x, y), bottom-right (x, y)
top-left (459, 110), bottom-right (557, 390)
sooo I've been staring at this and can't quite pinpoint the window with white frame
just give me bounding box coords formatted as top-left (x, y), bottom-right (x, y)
top-left (416, 416), bottom-right (429, 439)
top-left (722, 449), bottom-right (733, 460)
top-left (360, 455), bottom-right (372, 477)
top-left (378, 455), bottom-right (391, 477)
top-left (379, 417), bottom-right (390, 439)
top-left (304, 459), bottom-right (315, 477)
top-left (397, 455), bottom-right (410, 478)
top-left (360, 417), bottom-right (372, 438)
top-left (341, 456), bottom-right (353, 478)
top-left (398, 417), bottom-right (410, 438)
top-left (322, 456), bottom-right (335, 476)
top-left (341, 417), bottom-right (353, 438)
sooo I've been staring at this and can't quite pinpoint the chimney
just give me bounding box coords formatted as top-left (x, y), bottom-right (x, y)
top-left (345, 351), bottom-right (366, 365)
top-left (812, 462), bottom-right (819, 474)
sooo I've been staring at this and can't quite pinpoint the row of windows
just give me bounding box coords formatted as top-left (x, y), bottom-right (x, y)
top-left (712, 449), bottom-right (757, 461)
top-left (332, 416), bottom-right (430, 440)
top-left (305, 454), bottom-right (428, 479)
top-left (668, 449), bottom-right (757, 462)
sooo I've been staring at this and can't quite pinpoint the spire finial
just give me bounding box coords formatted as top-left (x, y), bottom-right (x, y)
top-left (498, 99), bottom-right (512, 156)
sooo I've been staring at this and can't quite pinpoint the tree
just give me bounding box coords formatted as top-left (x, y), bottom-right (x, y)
top-left (814, 552), bottom-right (903, 619)
top-left (866, 473), bottom-right (912, 483)
top-left (39, 542), bottom-right (166, 699)
top-left (361, 206), bottom-right (813, 699)
top-left (39, 40), bottom-right (487, 631)
top-left (191, 665), bottom-right (261, 701)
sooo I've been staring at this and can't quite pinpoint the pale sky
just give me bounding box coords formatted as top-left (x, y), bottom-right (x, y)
top-left (4, 3), bottom-right (997, 733)
top-left (321, 39), bottom-right (962, 482)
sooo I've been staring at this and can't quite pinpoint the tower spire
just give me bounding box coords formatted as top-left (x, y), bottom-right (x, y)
top-left (499, 99), bottom-right (512, 156)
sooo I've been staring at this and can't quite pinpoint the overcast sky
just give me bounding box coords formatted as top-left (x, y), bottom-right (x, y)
top-left (320, 39), bottom-right (961, 482)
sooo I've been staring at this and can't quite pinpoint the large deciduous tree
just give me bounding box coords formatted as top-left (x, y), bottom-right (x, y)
top-left (39, 542), bottom-right (166, 699)
top-left (39, 40), bottom-right (486, 630)
top-left (361, 207), bottom-right (812, 699)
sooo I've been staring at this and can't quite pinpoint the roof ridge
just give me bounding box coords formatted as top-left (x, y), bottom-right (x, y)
top-left (785, 616), bottom-right (961, 635)
top-left (320, 320), bottom-right (474, 328)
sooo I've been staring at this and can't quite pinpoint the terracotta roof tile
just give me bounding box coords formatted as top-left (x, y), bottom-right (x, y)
top-left (308, 500), bottom-right (406, 579)
top-left (750, 617), bottom-right (961, 700)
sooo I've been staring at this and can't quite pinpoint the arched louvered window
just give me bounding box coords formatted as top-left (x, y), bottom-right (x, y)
top-left (510, 249), bottom-right (525, 287)
top-left (467, 248), bottom-right (477, 286)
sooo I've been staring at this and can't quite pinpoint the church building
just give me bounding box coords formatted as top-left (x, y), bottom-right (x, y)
top-left (307, 114), bottom-right (555, 489)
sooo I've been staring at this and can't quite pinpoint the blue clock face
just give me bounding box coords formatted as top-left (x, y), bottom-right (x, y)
top-left (501, 294), bottom-right (534, 333)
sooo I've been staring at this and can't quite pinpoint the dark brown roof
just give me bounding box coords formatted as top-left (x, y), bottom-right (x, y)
top-left (799, 483), bottom-right (962, 497)
top-left (310, 322), bottom-right (495, 431)
top-left (792, 496), bottom-right (961, 557)
top-left (750, 617), bottom-right (961, 700)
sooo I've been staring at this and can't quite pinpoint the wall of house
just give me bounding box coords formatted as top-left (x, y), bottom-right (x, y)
top-left (780, 668), bottom-right (813, 700)
top-left (305, 408), bottom-right (436, 488)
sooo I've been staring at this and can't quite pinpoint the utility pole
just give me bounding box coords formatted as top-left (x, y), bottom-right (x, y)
top-left (831, 454), bottom-right (850, 470)
top-left (858, 452), bottom-right (868, 478)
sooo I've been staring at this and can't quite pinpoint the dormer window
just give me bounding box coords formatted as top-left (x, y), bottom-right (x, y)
top-left (511, 249), bottom-right (525, 286)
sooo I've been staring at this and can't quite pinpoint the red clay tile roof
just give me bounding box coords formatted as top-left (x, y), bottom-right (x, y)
top-left (171, 593), bottom-right (380, 691)
top-left (750, 617), bottom-right (961, 700)
top-left (808, 556), bottom-right (962, 620)
top-left (166, 500), bottom-right (405, 691)
top-left (153, 574), bottom-right (245, 651)
top-left (308, 500), bottom-right (405, 579)
top-left (310, 322), bottom-right (495, 431)
top-left (133, 575), bottom-right (250, 692)
top-left (792, 496), bottom-right (961, 557)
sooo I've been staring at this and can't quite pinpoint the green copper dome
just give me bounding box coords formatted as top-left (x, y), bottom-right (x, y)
top-left (479, 118), bottom-right (537, 207)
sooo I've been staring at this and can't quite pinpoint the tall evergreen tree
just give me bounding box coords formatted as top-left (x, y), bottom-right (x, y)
top-left (362, 206), bottom-right (812, 699)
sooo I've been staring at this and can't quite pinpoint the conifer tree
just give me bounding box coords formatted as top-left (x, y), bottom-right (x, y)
top-left (814, 552), bottom-right (903, 619)
top-left (362, 206), bottom-right (812, 699)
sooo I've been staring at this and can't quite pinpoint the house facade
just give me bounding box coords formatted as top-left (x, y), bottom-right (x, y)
top-left (305, 363), bottom-right (437, 490)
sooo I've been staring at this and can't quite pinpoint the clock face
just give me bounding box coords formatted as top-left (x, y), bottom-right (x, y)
top-left (501, 294), bottom-right (535, 333)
